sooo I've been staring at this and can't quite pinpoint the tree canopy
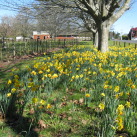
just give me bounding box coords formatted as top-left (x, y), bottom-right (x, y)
top-left (0, 0), bottom-right (136, 52)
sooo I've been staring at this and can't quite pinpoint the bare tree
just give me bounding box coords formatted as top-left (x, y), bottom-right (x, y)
top-left (10, 7), bottom-right (35, 38)
top-left (0, 15), bottom-right (13, 43)
top-left (78, 11), bottom-right (98, 47)
top-left (0, 0), bottom-right (134, 52)
top-left (33, 1), bottom-right (81, 38)
top-left (42, 0), bottom-right (133, 52)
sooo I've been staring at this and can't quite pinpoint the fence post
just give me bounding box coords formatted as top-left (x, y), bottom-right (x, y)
top-left (37, 38), bottom-right (38, 53)
top-left (54, 39), bottom-right (55, 49)
top-left (72, 39), bottom-right (74, 45)
top-left (59, 39), bottom-right (60, 47)
top-left (20, 42), bottom-right (21, 56)
top-left (46, 40), bottom-right (48, 52)
top-left (64, 39), bottom-right (66, 47)
top-left (50, 40), bottom-right (51, 51)
top-left (7, 43), bottom-right (9, 62)
top-left (129, 43), bottom-right (130, 46)
top-left (113, 41), bottom-right (115, 46)
top-left (119, 42), bottom-right (120, 46)
top-left (72, 39), bottom-right (73, 45)
top-left (12, 40), bottom-right (15, 61)
top-left (135, 44), bottom-right (137, 49)
top-left (28, 42), bottom-right (30, 55)
top-left (124, 42), bottom-right (126, 48)
top-left (41, 40), bottom-right (43, 53)
top-left (25, 40), bottom-right (27, 55)
top-left (0, 44), bottom-right (2, 62)
top-left (40, 40), bottom-right (41, 53)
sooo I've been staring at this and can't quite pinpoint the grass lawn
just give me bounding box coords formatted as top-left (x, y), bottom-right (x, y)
top-left (0, 40), bottom-right (137, 137)
top-left (0, 41), bottom-right (93, 89)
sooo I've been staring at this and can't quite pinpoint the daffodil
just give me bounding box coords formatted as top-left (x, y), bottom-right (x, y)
top-left (99, 103), bottom-right (105, 110)
top-left (114, 86), bottom-right (119, 92)
top-left (104, 85), bottom-right (108, 89)
top-left (32, 87), bottom-right (37, 92)
top-left (39, 70), bottom-right (43, 74)
top-left (72, 76), bottom-right (75, 79)
top-left (75, 75), bottom-right (79, 79)
top-left (28, 82), bottom-right (34, 88)
top-left (126, 92), bottom-right (130, 95)
top-left (11, 88), bottom-right (16, 93)
top-left (31, 71), bottom-right (36, 75)
top-left (32, 98), bottom-right (37, 104)
top-left (125, 101), bottom-right (130, 108)
top-left (131, 85), bottom-right (135, 89)
top-left (40, 100), bottom-right (46, 105)
top-left (14, 75), bottom-right (19, 79)
top-left (7, 79), bottom-right (12, 85)
top-left (19, 93), bottom-right (23, 97)
top-left (47, 104), bottom-right (51, 109)
top-left (101, 93), bottom-right (105, 97)
top-left (115, 94), bottom-right (119, 99)
top-left (39, 105), bottom-right (43, 109)
top-left (120, 92), bottom-right (123, 96)
top-left (109, 85), bottom-right (112, 89)
top-left (7, 93), bottom-right (11, 97)
top-left (86, 94), bottom-right (90, 97)
top-left (52, 74), bottom-right (58, 78)
top-left (80, 74), bottom-right (83, 78)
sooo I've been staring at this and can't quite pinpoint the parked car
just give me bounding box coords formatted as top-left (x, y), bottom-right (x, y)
top-left (2, 46), bottom-right (7, 49)
top-left (132, 37), bottom-right (137, 40)
top-left (2, 41), bottom-right (6, 44)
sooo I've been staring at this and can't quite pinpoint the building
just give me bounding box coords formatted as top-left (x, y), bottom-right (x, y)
top-left (56, 32), bottom-right (79, 40)
top-left (128, 27), bottom-right (137, 40)
top-left (33, 31), bottom-right (50, 40)
top-left (16, 36), bottom-right (23, 42)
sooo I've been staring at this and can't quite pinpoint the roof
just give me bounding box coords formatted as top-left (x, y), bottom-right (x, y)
top-left (33, 31), bottom-right (49, 35)
top-left (58, 32), bottom-right (79, 36)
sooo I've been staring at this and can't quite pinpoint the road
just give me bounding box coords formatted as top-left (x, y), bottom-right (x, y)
top-left (111, 39), bottom-right (137, 44)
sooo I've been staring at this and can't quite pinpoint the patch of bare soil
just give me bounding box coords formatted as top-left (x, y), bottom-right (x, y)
top-left (0, 47), bottom-right (68, 69)
top-left (0, 79), bottom-right (3, 84)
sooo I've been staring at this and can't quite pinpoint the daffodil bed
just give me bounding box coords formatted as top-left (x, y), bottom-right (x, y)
top-left (0, 44), bottom-right (137, 136)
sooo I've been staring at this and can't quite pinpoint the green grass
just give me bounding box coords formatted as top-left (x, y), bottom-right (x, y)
top-left (0, 41), bottom-right (92, 89)
top-left (78, 41), bottom-right (93, 45)
top-left (108, 40), bottom-right (137, 48)
top-left (0, 40), bottom-right (137, 137)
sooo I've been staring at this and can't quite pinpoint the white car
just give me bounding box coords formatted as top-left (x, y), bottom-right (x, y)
top-left (132, 37), bottom-right (137, 40)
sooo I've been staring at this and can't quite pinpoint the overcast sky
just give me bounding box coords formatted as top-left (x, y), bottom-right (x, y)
top-left (0, 1), bottom-right (137, 35)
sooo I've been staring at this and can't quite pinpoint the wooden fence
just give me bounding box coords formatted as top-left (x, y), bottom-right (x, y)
top-left (0, 39), bottom-right (78, 62)
top-left (112, 40), bottom-right (137, 49)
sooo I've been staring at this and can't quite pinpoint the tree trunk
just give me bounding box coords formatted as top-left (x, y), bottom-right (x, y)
top-left (93, 32), bottom-right (95, 44)
top-left (93, 31), bottom-right (98, 48)
top-left (98, 22), bottom-right (110, 53)
top-left (94, 31), bottom-right (98, 48)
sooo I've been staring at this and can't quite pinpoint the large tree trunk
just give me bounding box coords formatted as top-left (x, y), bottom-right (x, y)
top-left (98, 22), bottom-right (110, 52)
top-left (94, 31), bottom-right (98, 48)
top-left (93, 31), bottom-right (98, 48)
top-left (93, 32), bottom-right (95, 45)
